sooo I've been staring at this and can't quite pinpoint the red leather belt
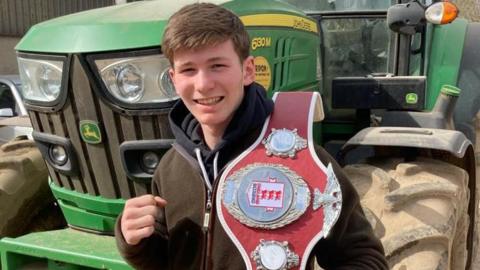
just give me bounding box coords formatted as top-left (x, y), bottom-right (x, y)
top-left (216, 91), bottom-right (343, 270)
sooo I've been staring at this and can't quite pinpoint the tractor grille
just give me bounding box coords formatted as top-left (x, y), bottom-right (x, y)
top-left (28, 56), bottom-right (174, 199)
top-left (272, 37), bottom-right (290, 90)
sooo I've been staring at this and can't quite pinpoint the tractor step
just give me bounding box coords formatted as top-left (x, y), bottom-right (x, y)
top-left (0, 228), bottom-right (132, 270)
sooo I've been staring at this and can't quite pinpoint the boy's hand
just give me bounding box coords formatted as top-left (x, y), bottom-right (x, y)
top-left (120, 195), bottom-right (167, 245)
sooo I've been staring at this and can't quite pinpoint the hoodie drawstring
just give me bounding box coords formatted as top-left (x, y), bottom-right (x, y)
top-left (194, 148), bottom-right (219, 192)
top-left (213, 152), bottom-right (219, 180)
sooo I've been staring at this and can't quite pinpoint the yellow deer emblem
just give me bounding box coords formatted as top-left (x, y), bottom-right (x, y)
top-left (83, 125), bottom-right (100, 141)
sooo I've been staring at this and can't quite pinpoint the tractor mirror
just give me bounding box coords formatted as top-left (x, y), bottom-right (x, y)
top-left (387, 1), bottom-right (426, 35)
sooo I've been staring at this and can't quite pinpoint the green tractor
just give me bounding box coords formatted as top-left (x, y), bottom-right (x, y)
top-left (1, 0), bottom-right (478, 269)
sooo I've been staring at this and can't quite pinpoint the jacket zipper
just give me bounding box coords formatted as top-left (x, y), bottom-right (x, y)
top-left (202, 189), bottom-right (213, 270)
top-left (203, 190), bottom-right (212, 230)
top-left (203, 168), bottom-right (225, 270)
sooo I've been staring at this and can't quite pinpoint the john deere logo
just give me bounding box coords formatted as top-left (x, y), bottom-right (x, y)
top-left (80, 120), bottom-right (102, 144)
top-left (405, 93), bottom-right (418, 104)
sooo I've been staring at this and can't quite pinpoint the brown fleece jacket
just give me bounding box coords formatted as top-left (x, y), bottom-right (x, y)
top-left (115, 84), bottom-right (387, 269)
top-left (115, 143), bottom-right (388, 270)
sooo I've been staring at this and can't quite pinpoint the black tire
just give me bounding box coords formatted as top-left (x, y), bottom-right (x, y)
top-left (344, 157), bottom-right (470, 269)
top-left (0, 138), bottom-right (65, 237)
top-left (473, 114), bottom-right (480, 268)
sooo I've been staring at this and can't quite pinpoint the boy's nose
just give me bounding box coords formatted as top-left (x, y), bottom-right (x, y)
top-left (194, 70), bottom-right (215, 92)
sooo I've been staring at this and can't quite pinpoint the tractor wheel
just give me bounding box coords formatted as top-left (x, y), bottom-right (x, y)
top-left (0, 137), bottom-right (65, 237)
top-left (473, 112), bottom-right (480, 268)
top-left (344, 157), bottom-right (470, 270)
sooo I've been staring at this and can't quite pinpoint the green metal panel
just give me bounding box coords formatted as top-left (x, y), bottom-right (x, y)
top-left (246, 28), bottom-right (319, 94)
top-left (223, 0), bottom-right (307, 16)
top-left (57, 201), bottom-right (117, 233)
top-left (425, 19), bottom-right (468, 110)
top-left (226, 0), bottom-right (320, 95)
top-left (0, 229), bottom-right (132, 269)
top-left (50, 181), bottom-right (125, 233)
top-left (15, 1), bottom-right (200, 53)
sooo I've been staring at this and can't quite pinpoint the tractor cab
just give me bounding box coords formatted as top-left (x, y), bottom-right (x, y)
top-left (279, 0), bottom-right (469, 146)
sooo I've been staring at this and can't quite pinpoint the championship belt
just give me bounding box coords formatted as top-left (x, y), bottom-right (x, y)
top-left (216, 92), bottom-right (342, 270)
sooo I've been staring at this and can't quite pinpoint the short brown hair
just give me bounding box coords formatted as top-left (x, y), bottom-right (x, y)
top-left (162, 3), bottom-right (250, 65)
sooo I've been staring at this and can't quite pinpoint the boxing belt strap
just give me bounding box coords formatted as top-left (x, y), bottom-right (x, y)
top-left (216, 91), bottom-right (342, 270)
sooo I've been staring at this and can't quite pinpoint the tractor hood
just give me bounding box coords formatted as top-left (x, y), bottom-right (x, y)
top-left (16, 0), bottom-right (224, 54)
top-left (16, 0), bottom-right (307, 54)
top-left (223, 0), bottom-right (306, 16)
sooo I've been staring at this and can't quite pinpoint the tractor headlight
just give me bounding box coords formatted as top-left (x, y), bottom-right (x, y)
top-left (17, 56), bottom-right (65, 104)
top-left (49, 144), bottom-right (68, 166)
top-left (92, 52), bottom-right (177, 108)
top-left (102, 63), bottom-right (145, 103)
top-left (141, 151), bottom-right (160, 174)
top-left (33, 131), bottom-right (79, 177)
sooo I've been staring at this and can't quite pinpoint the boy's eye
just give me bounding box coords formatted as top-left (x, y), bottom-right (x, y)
top-left (179, 68), bottom-right (195, 74)
top-left (212, 64), bottom-right (226, 70)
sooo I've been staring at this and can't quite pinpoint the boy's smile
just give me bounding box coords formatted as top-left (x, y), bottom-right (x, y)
top-left (195, 96), bottom-right (223, 105)
top-left (169, 39), bottom-right (255, 140)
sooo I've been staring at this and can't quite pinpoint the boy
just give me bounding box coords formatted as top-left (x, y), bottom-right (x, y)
top-left (115, 3), bottom-right (388, 269)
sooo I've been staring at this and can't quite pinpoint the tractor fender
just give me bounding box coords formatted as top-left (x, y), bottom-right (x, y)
top-left (340, 126), bottom-right (471, 158)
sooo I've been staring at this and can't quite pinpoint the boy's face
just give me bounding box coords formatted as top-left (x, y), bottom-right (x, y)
top-left (169, 39), bottom-right (255, 134)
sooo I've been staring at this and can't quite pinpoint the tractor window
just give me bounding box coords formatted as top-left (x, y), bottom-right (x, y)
top-left (409, 32), bottom-right (423, 76)
top-left (321, 18), bottom-right (390, 77)
top-left (320, 17), bottom-right (390, 113)
top-left (280, 0), bottom-right (394, 12)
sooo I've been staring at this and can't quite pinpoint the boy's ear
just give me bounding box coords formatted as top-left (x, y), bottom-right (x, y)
top-left (169, 67), bottom-right (176, 85)
top-left (242, 56), bottom-right (255, 86)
